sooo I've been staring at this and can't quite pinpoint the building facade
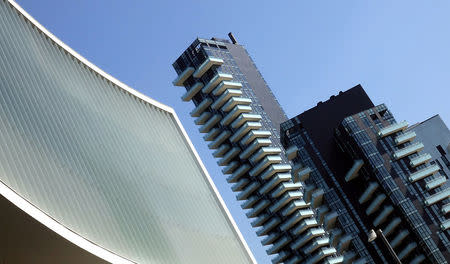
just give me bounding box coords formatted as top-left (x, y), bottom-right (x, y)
top-left (281, 86), bottom-right (449, 264)
top-left (0, 1), bottom-right (255, 263)
top-left (408, 115), bottom-right (450, 193)
top-left (173, 35), bottom-right (354, 263)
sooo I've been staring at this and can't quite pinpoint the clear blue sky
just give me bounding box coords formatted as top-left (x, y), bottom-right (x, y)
top-left (16, 0), bottom-right (450, 263)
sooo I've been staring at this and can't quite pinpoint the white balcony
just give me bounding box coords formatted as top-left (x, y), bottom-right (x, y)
top-left (410, 255), bottom-right (426, 264)
top-left (267, 236), bottom-right (291, 255)
top-left (280, 209), bottom-right (314, 231)
top-left (240, 130), bottom-right (271, 145)
top-left (345, 159), bottom-right (364, 182)
top-left (194, 112), bottom-right (211, 125)
top-left (304, 185), bottom-right (315, 203)
top-left (250, 147), bottom-right (282, 163)
top-left (270, 251), bottom-right (289, 264)
top-left (193, 57), bottom-right (224, 78)
top-left (311, 189), bottom-right (325, 208)
top-left (282, 200), bottom-right (310, 217)
top-left (424, 188), bottom-right (450, 206)
top-left (377, 120), bottom-right (408, 137)
top-left (305, 246), bottom-right (335, 264)
top-left (199, 114), bottom-right (221, 133)
top-left (291, 163), bottom-right (302, 176)
top-left (393, 143), bottom-right (424, 160)
top-left (172, 67), bottom-right (194, 86)
top-left (190, 98), bottom-right (212, 117)
top-left (261, 232), bottom-right (280, 246)
top-left (202, 72), bottom-right (233, 93)
top-left (426, 176), bottom-right (446, 190)
top-left (208, 131), bottom-right (231, 149)
top-left (237, 181), bottom-right (260, 200)
top-left (212, 144), bottom-right (229, 158)
top-left (316, 206), bottom-right (329, 225)
top-left (337, 234), bottom-right (352, 253)
top-left (286, 145), bottom-right (298, 160)
top-left (222, 161), bottom-right (239, 174)
top-left (397, 242), bottom-right (416, 260)
top-left (231, 113), bottom-right (262, 129)
top-left (442, 203), bottom-right (450, 214)
top-left (221, 97), bottom-right (252, 112)
top-left (226, 164), bottom-right (250, 183)
top-left (291, 227), bottom-right (325, 250)
top-left (251, 213), bottom-right (270, 227)
top-left (359, 182), bottom-right (379, 204)
top-left (181, 82), bottom-right (204, 101)
top-left (259, 164), bottom-right (292, 180)
top-left (373, 205), bottom-right (393, 226)
top-left (409, 153), bottom-right (432, 167)
top-left (250, 155), bottom-right (282, 177)
top-left (291, 218), bottom-right (318, 236)
top-left (269, 191), bottom-right (303, 213)
top-left (221, 105), bottom-right (252, 126)
top-left (383, 217), bottom-right (401, 237)
top-left (203, 128), bottom-right (220, 141)
top-left (231, 178), bottom-right (249, 192)
top-left (324, 256), bottom-right (344, 264)
top-left (352, 256), bottom-right (367, 264)
top-left (329, 229), bottom-right (342, 247)
top-left (217, 147), bottom-right (240, 166)
top-left (211, 89), bottom-right (242, 109)
top-left (390, 229), bottom-right (409, 248)
top-left (246, 199), bottom-right (270, 218)
top-left (259, 173), bottom-right (291, 195)
top-left (394, 131), bottom-right (416, 145)
top-left (409, 164), bottom-right (439, 182)
top-left (295, 167), bottom-right (312, 183)
top-left (441, 219), bottom-right (450, 231)
top-left (212, 81), bottom-right (242, 96)
top-left (324, 211), bottom-right (338, 229)
top-left (271, 182), bottom-right (303, 198)
top-left (240, 138), bottom-right (272, 159)
top-left (242, 196), bottom-right (259, 210)
top-left (366, 193), bottom-right (386, 215)
top-left (256, 217), bottom-right (281, 236)
top-left (230, 121), bottom-right (262, 142)
top-left (285, 255), bottom-right (302, 264)
top-left (303, 237), bottom-right (330, 255)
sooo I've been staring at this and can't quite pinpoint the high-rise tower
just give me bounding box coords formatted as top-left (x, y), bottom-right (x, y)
top-left (172, 35), bottom-right (353, 263)
top-left (281, 86), bottom-right (449, 264)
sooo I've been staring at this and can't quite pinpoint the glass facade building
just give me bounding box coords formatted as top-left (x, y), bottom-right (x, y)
top-left (281, 86), bottom-right (449, 264)
top-left (0, 1), bottom-right (255, 263)
top-left (173, 35), bottom-right (351, 263)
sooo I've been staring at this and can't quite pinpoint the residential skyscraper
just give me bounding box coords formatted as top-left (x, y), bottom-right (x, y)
top-left (281, 85), bottom-right (449, 264)
top-left (173, 35), bottom-right (352, 263)
top-left (407, 115), bottom-right (450, 193)
top-left (0, 1), bottom-right (255, 263)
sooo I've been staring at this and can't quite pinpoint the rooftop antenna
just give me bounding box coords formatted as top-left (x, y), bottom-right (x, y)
top-left (228, 32), bottom-right (238, 44)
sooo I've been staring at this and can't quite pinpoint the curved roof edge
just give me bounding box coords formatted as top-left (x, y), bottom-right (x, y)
top-left (7, 0), bottom-right (174, 114)
top-left (0, 180), bottom-right (135, 264)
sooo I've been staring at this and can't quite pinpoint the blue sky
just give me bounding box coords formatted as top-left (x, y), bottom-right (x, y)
top-left (16, 0), bottom-right (450, 263)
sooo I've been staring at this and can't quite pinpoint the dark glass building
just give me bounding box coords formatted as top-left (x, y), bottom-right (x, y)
top-left (281, 85), bottom-right (449, 264)
top-left (172, 35), bottom-right (353, 263)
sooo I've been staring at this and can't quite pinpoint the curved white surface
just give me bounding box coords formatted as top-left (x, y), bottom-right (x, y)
top-left (0, 1), bottom-right (255, 263)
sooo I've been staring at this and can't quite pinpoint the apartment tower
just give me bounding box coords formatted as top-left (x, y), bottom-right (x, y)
top-left (172, 34), bottom-right (356, 263)
top-left (281, 86), bottom-right (449, 264)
